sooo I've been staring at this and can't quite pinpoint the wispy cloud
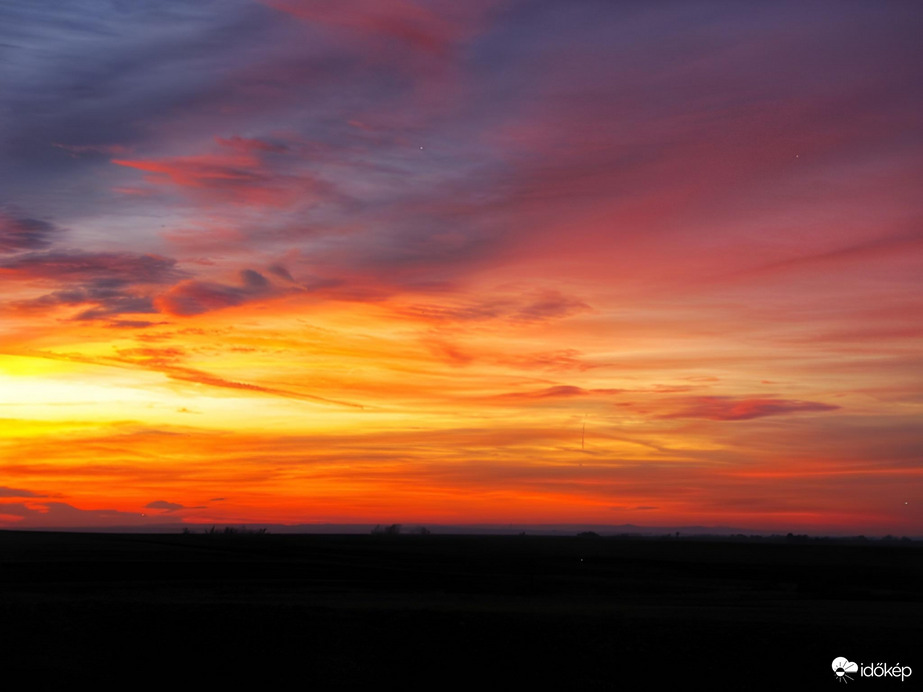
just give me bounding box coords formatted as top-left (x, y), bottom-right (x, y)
top-left (0, 214), bottom-right (63, 253)
top-left (493, 385), bottom-right (622, 401)
top-left (2, 1), bottom-right (920, 532)
top-left (113, 136), bottom-right (330, 209)
top-left (159, 364), bottom-right (365, 409)
top-left (22, 348), bottom-right (365, 410)
top-left (660, 396), bottom-right (840, 421)
top-left (398, 290), bottom-right (590, 324)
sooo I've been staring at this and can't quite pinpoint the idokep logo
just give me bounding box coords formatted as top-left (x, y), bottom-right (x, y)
top-left (832, 657), bottom-right (913, 683)
top-left (833, 658), bottom-right (859, 683)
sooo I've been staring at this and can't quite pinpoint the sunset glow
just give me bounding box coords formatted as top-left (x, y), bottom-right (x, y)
top-left (1, 1), bottom-right (921, 534)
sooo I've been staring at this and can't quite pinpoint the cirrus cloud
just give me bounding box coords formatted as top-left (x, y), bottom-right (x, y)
top-left (660, 396), bottom-right (840, 421)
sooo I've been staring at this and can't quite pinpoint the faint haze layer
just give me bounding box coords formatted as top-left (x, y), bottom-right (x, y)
top-left (0, 0), bottom-right (921, 535)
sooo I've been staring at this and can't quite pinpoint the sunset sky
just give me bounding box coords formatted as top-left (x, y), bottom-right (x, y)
top-left (1, 0), bottom-right (921, 534)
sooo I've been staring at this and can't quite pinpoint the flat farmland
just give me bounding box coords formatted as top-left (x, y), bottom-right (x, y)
top-left (1, 532), bottom-right (918, 688)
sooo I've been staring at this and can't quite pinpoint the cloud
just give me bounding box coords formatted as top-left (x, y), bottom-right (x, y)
top-left (0, 501), bottom-right (160, 527)
top-left (158, 364), bottom-right (365, 409)
top-left (3, 250), bottom-right (185, 321)
top-left (660, 396), bottom-right (840, 421)
top-left (0, 486), bottom-right (43, 498)
top-left (1, 2), bottom-right (920, 533)
top-left (20, 348), bottom-right (365, 410)
top-left (1, 2), bottom-right (288, 224)
top-left (214, 135), bottom-right (290, 154)
top-left (513, 292), bottom-right (591, 322)
top-left (154, 269), bottom-right (280, 316)
top-left (260, 0), bottom-right (482, 59)
top-left (495, 385), bottom-right (623, 401)
top-left (1, 250), bottom-right (182, 284)
top-left (155, 281), bottom-right (252, 315)
top-left (145, 500), bottom-right (204, 512)
top-left (115, 347), bottom-right (187, 366)
top-left (267, 263), bottom-right (296, 282)
top-left (108, 319), bottom-right (164, 329)
top-left (494, 349), bottom-right (599, 372)
top-left (715, 229), bottom-right (923, 284)
top-left (52, 143), bottom-right (131, 158)
top-left (399, 290), bottom-right (590, 324)
top-left (112, 136), bottom-right (330, 208)
top-left (16, 287), bottom-right (157, 320)
top-left (0, 215), bottom-right (62, 253)
top-left (0, 214), bottom-right (306, 325)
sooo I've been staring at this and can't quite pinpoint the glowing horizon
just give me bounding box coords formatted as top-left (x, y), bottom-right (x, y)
top-left (1, 1), bottom-right (921, 534)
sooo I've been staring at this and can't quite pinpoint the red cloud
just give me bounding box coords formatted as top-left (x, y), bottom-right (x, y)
top-left (113, 137), bottom-right (324, 208)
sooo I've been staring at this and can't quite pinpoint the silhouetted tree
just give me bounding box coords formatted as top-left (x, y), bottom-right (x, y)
top-left (372, 523), bottom-right (402, 535)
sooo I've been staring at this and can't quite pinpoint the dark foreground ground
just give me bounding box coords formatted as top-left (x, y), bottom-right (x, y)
top-left (0, 531), bottom-right (919, 689)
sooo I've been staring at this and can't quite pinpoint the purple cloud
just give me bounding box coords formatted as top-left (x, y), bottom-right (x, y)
top-left (154, 269), bottom-right (280, 316)
top-left (0, 215), bottom-right (62, 253)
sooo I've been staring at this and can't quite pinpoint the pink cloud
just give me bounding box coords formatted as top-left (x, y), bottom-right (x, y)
top-left (113, 136), bottom-right (327, 208)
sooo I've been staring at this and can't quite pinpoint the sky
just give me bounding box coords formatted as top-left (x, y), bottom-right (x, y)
top-left (1, 0), bottom-right (921, 534)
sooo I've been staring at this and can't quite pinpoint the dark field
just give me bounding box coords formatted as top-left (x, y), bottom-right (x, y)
top-left (0, 531), bottom-right (919, 689)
